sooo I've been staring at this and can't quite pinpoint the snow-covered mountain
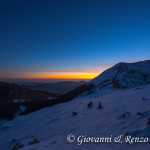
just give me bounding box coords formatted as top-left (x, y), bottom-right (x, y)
top-left (0, 60), bottom-right (150, 150)
top-left (88, 60), bottom-right (150, 89)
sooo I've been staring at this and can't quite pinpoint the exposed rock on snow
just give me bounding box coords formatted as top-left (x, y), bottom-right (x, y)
top-left (28, 139), bottom-right (39, 145)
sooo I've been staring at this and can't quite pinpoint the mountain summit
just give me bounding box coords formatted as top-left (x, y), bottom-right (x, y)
top-left (88, 60), bottom-right (150, 89)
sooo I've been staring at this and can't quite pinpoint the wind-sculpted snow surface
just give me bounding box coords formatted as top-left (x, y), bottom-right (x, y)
top-left (0, 84), bottom-right (150, 150)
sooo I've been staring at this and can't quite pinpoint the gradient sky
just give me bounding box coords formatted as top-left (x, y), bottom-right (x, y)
top-left (0, 0), bottom-right (150, 80)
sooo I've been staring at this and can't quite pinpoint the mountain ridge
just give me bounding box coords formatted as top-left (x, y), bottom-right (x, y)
top-left (88, 60), bottom-right (150, 89)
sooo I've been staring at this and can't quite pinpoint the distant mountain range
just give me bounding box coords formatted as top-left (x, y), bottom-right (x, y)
top-left (0, 81), bottom-right (86, 120)
top-left (22, 81), bottom-right (86, 94)
top-left (0, 81), bottom-right (59, 120)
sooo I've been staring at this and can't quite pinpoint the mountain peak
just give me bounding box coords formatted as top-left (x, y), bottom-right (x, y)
top-left (88, 60), bottom-right (150, 89)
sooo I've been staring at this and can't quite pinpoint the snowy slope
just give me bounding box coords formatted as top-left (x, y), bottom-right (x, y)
top-left (0, 84), bottom-right (150, 150)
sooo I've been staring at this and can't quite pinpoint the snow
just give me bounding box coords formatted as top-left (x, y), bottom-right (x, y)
top-left (14, 105), bottom-right (26, 116)
top-left (0, 120), bottom-right (7, 126)
top-left (19, 105), bottom-right (26, 113)
top-left (13, 99), bottom-right (24, 103)
top-left (0, 83), bottom-right (150, 150)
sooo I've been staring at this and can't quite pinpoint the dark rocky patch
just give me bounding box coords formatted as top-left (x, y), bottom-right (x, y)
top-left (12, 139), bottom-right (16, 143)
top-left (12, 143), bottom-right (24, 150)
top-left (112, 78), bottom-right (127, 89)
top-left (124, 131), bottom-right (130, 137)
top-left (0, 126), bottom-right (9, 130)
top-left (142, 97), bottom-right (146, 100)
top-left (147, 117), bottom-right (150, 125)
top-left (118, 112), bottom-right (131, 120)
top-left (137, 112), bottom-right (144, 116)
top-left (87, 102), bottom-right (93, 108)
top-left (72, 112), bottom-right (77, 116)
top-left (28, 139), bottom-right (39, 145)
top-left (136, 87), bottom-right (141, 90)
top-left (51, 140), bottom-right (56, 144)
top-left (98, 103), bottom-right (103, 109)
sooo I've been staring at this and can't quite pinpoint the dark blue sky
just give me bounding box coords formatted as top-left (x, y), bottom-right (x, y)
top-left (0, 0), bottom-right (150, 80)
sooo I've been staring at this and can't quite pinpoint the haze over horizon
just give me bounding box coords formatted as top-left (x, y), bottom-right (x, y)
top-left (0, 0), bottom-right (150, 81)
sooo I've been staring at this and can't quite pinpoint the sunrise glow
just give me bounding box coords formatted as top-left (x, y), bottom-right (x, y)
top-left (38, 74), bottom-right (99, 79)
top-left (1, 73), bottom-right (99, 80)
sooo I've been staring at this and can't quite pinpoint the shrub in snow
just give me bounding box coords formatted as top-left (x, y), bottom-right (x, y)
top-left (28, 139), bottom-right (39, 145)
top-left (124, 131), bottom-right (130, 137)
top-left (11, 139), bottom-right (16, 143)
top-left (12, 143), bottom-right (24, 150)
top-left (87, 102), bottom-right (93, 108)
top-left (118, 112), bottom-right (131, 119)
top-left (136, 87), bottom-right (141, 90)
top-left (142, 97), bottom-right (146, 100)
top-left (137, 112), bottom-right (144, 116)
top-left (147, 117), bottom-right (150, 125)
top-left (0, 126), bottom-right (9, 130)
top-left (51, 140), bottom-right (56, 144)
top-left (72, 112), bottom-right (77, 116)
top-left (98, 103), bottom-right (103, 109)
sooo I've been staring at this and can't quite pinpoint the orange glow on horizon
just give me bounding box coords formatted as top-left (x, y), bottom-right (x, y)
top-left (40, 74), bottom-right (99, 79)
top-left (1, 73), bottom-right (100, 80)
